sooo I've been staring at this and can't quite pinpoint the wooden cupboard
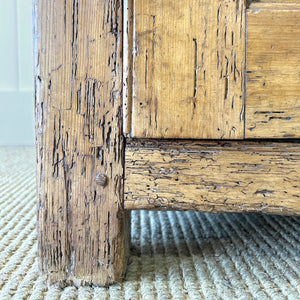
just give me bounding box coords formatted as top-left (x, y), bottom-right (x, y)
top-left (34, 0), bottom-right (299, 287)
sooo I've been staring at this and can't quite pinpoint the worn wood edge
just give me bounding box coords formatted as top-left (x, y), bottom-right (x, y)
top-left (123, 0), bottom-right (133, 136)
top-left (34, 0), bottom-right (129, 287)
top-left (125, 138), bottom-right (300, 149)
top-left (40, 213), bottom-right (130, 287)
top-left (124, 139), bottom-right (300, 216)
top-left (41, 214), bottom-right (131, 287)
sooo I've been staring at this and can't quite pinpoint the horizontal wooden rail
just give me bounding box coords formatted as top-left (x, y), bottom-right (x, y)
top-left (124, 140), bottom-right (300, 216)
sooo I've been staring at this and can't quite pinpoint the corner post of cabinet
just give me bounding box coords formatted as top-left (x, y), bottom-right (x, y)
top-left (34, 0), bottom-right (129, 286)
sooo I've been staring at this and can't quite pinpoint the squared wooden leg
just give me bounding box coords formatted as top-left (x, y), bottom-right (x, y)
top-left (34, 0), bottom-right (129, 286)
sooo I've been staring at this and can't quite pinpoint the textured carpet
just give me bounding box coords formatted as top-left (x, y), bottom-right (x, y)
top-left (0, 147), bottom-right (299, 300)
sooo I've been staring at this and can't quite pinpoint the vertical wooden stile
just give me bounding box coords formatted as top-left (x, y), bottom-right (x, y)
top-left (34, 0), bottom-right (129, 286)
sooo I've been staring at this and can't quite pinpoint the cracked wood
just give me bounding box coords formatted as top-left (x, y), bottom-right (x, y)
top-left (246, 2), bottom-right (300, 138)
top-left (34, 0), bottom-right (129, 286)
top-left (124, 140), bottom-right (300, 216)
top-left (130, 0), bottom-right (246, 139)
top-left (123, 0), bottom-right (134, 136)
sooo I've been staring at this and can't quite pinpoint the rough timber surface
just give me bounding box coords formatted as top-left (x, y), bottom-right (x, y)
top-left (34, 0), bottom-right (129, 286)
top-left (124, 140), bottom-right (300, 216)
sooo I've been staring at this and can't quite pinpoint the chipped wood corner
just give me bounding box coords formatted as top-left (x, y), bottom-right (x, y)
top-left (34, 0), bottom-right (129, 286)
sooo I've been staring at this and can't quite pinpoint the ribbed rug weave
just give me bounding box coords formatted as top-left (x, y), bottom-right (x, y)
top-left (0, 147), bottom-right (299, 300)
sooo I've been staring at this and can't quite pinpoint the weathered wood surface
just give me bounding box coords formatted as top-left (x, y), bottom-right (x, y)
top-left (123, 0), bottom-right (134, 136)
top-left (248, 0), bottom-right (300, 9)
top-left (34, 0), bottom-right (129, 286)
top-left (246, 3), bottom-right (300, 138)
top-left (130, 0), bottom-right (246, 139)
top-left (125, 140), bottom-right (300, 216)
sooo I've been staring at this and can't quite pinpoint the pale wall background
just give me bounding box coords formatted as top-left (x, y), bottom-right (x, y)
top-left (0, 0), bottom-right (34, 146)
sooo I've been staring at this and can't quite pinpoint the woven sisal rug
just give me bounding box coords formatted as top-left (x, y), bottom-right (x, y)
top-left (0, 147), bottom-right (299, 299)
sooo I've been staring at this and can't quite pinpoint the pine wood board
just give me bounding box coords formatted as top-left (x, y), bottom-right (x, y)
top-left (130, 0), bottom-right (246, 139)
top-left (124, 140), bottom-right (300, 216)
top-left (246, 4), bottom-right (300, 138)
top-left (123, 0), bottom-right (134, 135)
top-left (248, 1), bottom-right (300, 9)
top-left (34, 0), bottom-right (129, 286)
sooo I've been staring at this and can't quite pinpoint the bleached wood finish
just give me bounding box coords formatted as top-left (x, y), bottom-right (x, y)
top-left (131, 0), bottom-right (246, 139)
top-left (34, 0), bottom-right (129, 286)
top-left (125, 140), bottom-right (300, 216)
top-left (246, 3), bottom-right (300, 138)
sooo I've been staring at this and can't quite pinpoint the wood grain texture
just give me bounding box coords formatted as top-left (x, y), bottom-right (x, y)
top-left (246, 4), bottom-right (300, 138)
top-left (34, 0), bottom-right (129, 286)
top-left (131, 0), bottom-right (246, 139)
top-left (248, 1), bottom-right (300, 9)
top-left (125, 140), bottom-right (300, 216)
top-left (123, 0), bottom-right (134, 135)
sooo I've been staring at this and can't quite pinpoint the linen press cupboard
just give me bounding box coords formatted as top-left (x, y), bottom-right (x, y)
top-left (34, 0), bottom-right (300, 286)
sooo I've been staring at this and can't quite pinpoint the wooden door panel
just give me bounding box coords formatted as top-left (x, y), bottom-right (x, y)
top-left (126, 0), bottom-right (300, 139)
top-left (246, 3), bottom-right (300, 138)
top-left (130, 0), bottom-right (246, 139)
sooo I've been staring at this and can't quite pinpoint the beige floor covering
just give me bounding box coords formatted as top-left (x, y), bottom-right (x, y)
top-left (0, 147), bottom-right (299, 300)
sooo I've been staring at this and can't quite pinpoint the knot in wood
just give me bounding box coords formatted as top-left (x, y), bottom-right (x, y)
top-left (96, 173), bottom-right (108, 187)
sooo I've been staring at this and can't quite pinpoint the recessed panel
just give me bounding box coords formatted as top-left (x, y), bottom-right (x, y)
top-left (131, 0), bottom-right (246, 139)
